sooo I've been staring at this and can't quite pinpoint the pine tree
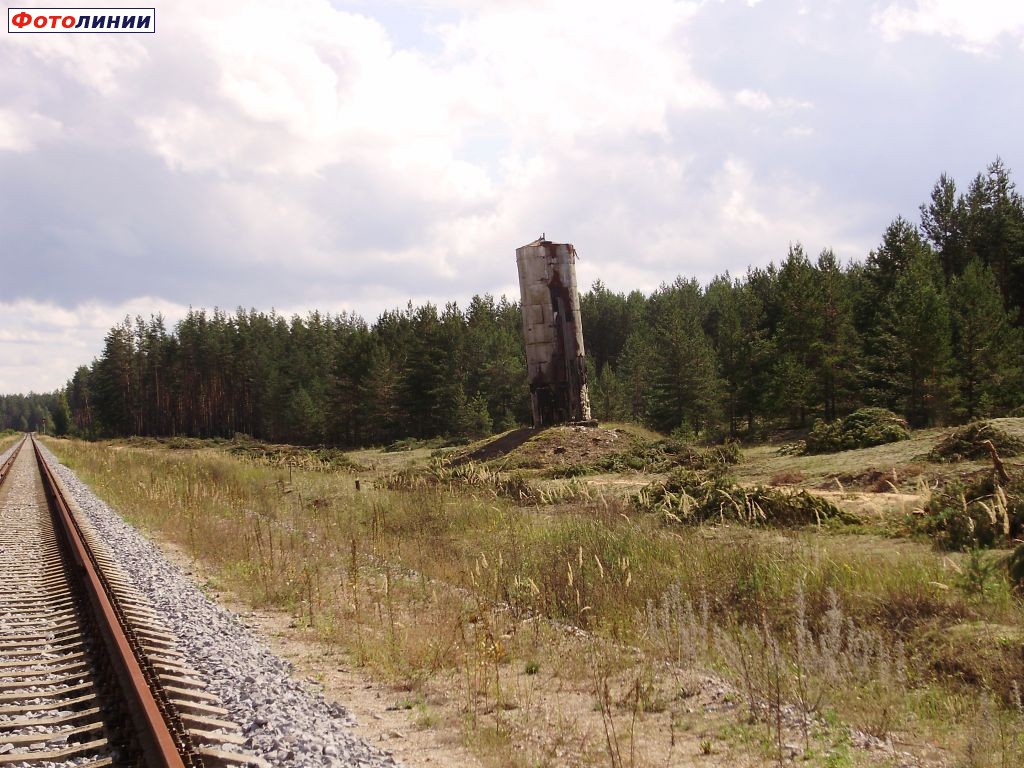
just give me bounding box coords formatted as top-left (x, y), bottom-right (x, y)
top-left (950, 259), bottom-right (1023, 418)
top-left (284, 386), bottom-right (321, 444)
top-left (329, 321), bottom-right (374, 444)
top-left (866, 217), bottom-right (927, 297)
top-left (963, 159), bottom-right (1024, 320)
top-left (646, 279), bottom-right (720, 434)
top-left (614, 330), bottom-right (654, 423)
top-left (49, 394), bottom-right (72, 436)
top-left (704, 275), bottom-right (770, 435)
top-left (860, 219), bottom-right (935, 409)
top-left (771, 245), bottom-right (823, 426)
top-left (92, 318), bottom-right (137, 436)
top-left (586, 357), bottom-right (623, 422)
top-left (879, 251), bottom-right (952, 426)
top-left (580, 280), bottom-right (632, 375)
top-left (920, 173), bottom-right (968, 279)
top-left (456, 392), bottom-right (492, 440)
top-left (361, 342), bottom-right (401, 444)
top-left (66, 366), bottom-right (94, 436)
top-left (814, 250), bottom-right (860, 421)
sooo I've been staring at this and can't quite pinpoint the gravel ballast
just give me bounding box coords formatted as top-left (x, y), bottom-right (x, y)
top-left (36, 442), bottom-right (401, 768)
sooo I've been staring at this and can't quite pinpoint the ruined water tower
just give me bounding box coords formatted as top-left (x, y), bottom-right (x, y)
top-left (516, 238), bottom-right (593, 428)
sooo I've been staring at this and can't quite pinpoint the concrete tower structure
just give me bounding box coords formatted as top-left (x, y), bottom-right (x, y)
top-left (516, 238), bottom-right (592, 428)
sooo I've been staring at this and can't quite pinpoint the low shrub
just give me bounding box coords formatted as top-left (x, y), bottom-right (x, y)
top-left (1008, 543), bottom-right (1024, 594)
top-left (775, 441), bottom-right (806, 456)
top-left (804, 408), bottom-right (909, 454)
top-left (915, 474), bottom-right (1024, 550)
top-left (549, 463), bottom-right (596, 478)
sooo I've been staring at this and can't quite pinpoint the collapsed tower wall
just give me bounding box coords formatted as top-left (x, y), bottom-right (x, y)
top-left (516, 238), bottom-right (592, 428)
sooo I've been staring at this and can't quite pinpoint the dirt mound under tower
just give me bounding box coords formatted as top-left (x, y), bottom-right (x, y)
top-left (455, 425), bottom-right (632, 469)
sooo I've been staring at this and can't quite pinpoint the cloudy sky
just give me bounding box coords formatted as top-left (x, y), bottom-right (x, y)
top-left (1, 0), bottom-right (1022, 393)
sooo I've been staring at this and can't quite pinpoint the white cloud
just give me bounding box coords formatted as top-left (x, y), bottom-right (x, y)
top-left (437, 1), bottom-right (717, 136)
top-left (130, 0), bottom-right (719, 186)
top-left (9, 33), bottom-right (148, 95)
top-left (1, 0), bottom-right (1020, 395)
top-left (735, 89), bottom-right (774, 110)
top-left (734, 89), bottom-right (813, 112)
top-left (0, 298), bottom-right (192, 394)
top-left (111, 0), bottom-right (733, 296)
top-left (143, 1), bottom-right (458, 177)
top-left (0, 109), bottom-right (61, 152)
top-left (874, 0), bottom-right (1024, 52)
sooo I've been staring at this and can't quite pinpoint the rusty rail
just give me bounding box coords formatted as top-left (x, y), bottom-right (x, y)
top-left (0, 435), bottom-right (25, 488)
top-left (30, 436), bottom-right (197, 768)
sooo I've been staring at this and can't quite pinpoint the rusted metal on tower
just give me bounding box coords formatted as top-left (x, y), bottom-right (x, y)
top-left (516, 238), bottom-right (593, 428)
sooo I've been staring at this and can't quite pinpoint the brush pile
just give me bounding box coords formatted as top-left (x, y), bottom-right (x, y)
top-left (927, 421), bottom-right (1024, 463)
top-left (227, 442), bottom-right (362, 471)
top-left (634, 467), bottom-right (843, 526)
top-left (804, 407), bottom-right (910, 454)
top-left (380, 458), bottom-right (536, 502)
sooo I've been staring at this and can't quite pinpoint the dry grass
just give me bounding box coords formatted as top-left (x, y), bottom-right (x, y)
top-left (43, 436), bottom-right (1024, 767)
top-left (0, 431), bottom-right (21, 455)
top-left (741, 419), bottom-right (1024, 491)
top-left (739, 428), bottom-right (951, 489)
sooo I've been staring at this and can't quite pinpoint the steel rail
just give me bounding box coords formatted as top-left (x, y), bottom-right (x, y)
top-left (0, 435), bottom-right (25, 488)
top-left (30, 436), bottom-right (196, 768)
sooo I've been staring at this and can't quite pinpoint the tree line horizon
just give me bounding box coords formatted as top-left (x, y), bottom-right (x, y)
top-left (3, 158), bottom-right (1023, 444)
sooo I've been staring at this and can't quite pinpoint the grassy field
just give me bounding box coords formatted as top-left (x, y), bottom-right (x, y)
top-left (739, 418), bottom-right (1024, 490)
top-left (42, 429), bottom-right (1024, 767)
top-left (0, 430), bottom-right (22, 454)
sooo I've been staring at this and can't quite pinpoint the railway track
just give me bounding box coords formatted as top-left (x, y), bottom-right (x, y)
top-left (0, 436), bottom-right (266, 768)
